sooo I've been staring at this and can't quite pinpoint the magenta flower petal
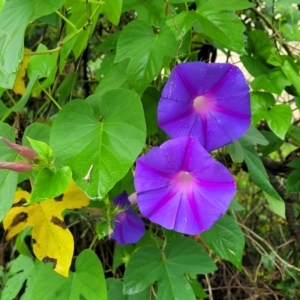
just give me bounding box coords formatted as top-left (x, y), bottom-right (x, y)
top-left (134, 137), bottom-right (236, 234)
top-left (112, 192), bottom-right (145, 245)
top-left (158, 62), bottom-right (251, 151)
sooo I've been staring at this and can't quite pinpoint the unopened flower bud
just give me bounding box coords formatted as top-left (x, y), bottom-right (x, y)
top-left (0, 137), bottom-right (38, 160)
top-left (0, 161), bottom-right (33, 172)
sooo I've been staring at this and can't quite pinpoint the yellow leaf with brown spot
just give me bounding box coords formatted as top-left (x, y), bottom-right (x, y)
top-left (12, 48), bottom-right (31, 95)
top-left (3, 180), bottom-right (89, 277)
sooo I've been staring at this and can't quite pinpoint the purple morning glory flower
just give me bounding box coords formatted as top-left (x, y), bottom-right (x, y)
top-left (134, 137), bottom-right (236, 235)
top-left (158, 62), bottom-right (251, 152)
top-left (111, 192), bottom-right (145, 245)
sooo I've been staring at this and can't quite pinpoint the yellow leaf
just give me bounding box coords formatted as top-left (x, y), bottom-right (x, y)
top-left (3, 180), bottom-right (89, 277)
top-left (12, 48), bottom-right (31, 95)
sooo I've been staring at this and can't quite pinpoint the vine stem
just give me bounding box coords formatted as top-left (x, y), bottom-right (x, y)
top-left (5, 90), bottom-right (16, 105)
top-left (58, 3), bottom-right (102, 46)
top-left (89, 235), bottom-right (98, 249)
top-left (40, 86), bottom-right (62, 110)
top-left (238, 222), bottom-right (300, 274)
top-left (55, 10), bottom-right (78, 32)
top-left (24, 2), bottom-right (105, 57)
top-left (205, 274), bottom-right (213, 300)
top-left (24, 47), bottom-right (62, 56)
top-left (250, 7), bottom-right (293, 58)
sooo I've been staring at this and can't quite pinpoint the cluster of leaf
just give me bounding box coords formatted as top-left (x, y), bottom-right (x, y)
top-left (1, 0), bottom-right (300, 299)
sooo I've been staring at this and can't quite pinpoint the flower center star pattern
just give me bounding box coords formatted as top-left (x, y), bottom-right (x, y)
top-left (134, 137), bottom-right (236, 235)
top-left (158, 62), bottom-right (251, 152)
top-left (134, 62), bottom-right (251, 235)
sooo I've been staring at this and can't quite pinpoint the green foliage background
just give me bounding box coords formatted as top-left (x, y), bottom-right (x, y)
top-left (1, 0), bottom-right (300, 299)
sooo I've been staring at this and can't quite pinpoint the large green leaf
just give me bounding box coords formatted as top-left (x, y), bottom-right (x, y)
top-left (122, 0), bottom-right (165, 26)
top-left (227, 126), bottom-right (269, 163)
top-left (251, 92), bottom-right (275, 125)
top-left (22, 260), bottom-right (64, 300)
top-left (23, 123), bottom-right (51, 146)
top-left (55, 249), bottom-right (107, 300)
top-left (251, 92), bottom-right (292, 140)
top-left (113, 244), bottom-right (135, 271)
top-left (59, 37), bottom-right (77, 73)
top-left (0, 0), bottom-right (6, 11)
top-left (123, 237), bottom-right (216, 299)
top-left (55, 72), bottom-right (78, 105)
top-left (243, 146), bottom-right (285, 218)
top-left (276, 4), bottom-right (300, 41)
top-left (107, 278), bottom-right (150, 300)
top-left (27, 137), bottom-right (52, 159)
top-left (107, 279), bottom-right (126, 300)
top-left (62, 0), bottom-right (102, 62)
top-left (166, 11), bottom-right (195, 39)
top-left (201, 215), bottom-right (245, 269)
top-left (2, 255), bottom-right (35, 300)
top-left (286, 169), bottom-right (300, 194)
top-left (242, 126), bottom-right (269, 146)
top-left (195, 10), bottom-right (245, 53)
top-left (265, 105), bottom-right (292, 140)
top-left (0, 123), bottom-right (18, 222)
top-left (281, 23), bottom-right (300, 42)
top-left (229, 198), bottom-right (245, 211)
top-left (167, 10), bottom-right (245, 53)
top-left (94, 60), bottom-right (131, 96)
top-left (22, 250), bottom-right (107, 299)
top-left (136, 230), bottom-right (164, 248)
top-left (50, 89), bottom-right (146, 198)
top-left (115, 20), bottom-right (179, 93)
top-left (282, 60), bottom-right (300, 95)
top-left (0, 100), bottom-right (9, 118)
top-left (260, 130), bottom-right (284, 156)
top-left (248, 30), bottom-right (274, 60)
top-left (240, 55), bottom-right (272, 77)
top-left (227, 129), bottom-right (285, 218)
top-left (0, 0), bottom-right (64, 89)
top-left (287, 157), bottom-right (300, 169)
top-left (197, 0), bottom-right (254, 11)
top-left (142, 87), bottom-right (160, 136)
top-left (100, 0), bottom-right (123, 25)
top-left (227, 141), bottom-right (244, 163)
top-left (29, 167), bottom-right (72, 203)
top-left (27, 44), bottom-right (57, 89)
top-left (96, 33), bottom-right (121, 52)
top-left (250, 70), bottom-right (291, 95)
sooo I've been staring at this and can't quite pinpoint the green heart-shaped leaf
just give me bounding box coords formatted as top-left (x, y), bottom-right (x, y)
top-left (201, 215), bottom-right (245, 269)
top-left (50, 89), bottom-right (146, 199)
top-left (29, 166), bottom-right (72, 203)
